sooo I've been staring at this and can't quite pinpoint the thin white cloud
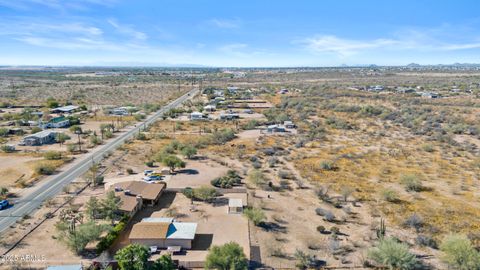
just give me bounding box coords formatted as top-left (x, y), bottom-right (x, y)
top-left (107, 18), bottom-right (147, 41)
top-left (209, 18), bottom-right (241, 29)
top-left (303, 35), bottom-right (397, 56)
top-left (302, 31), bottom-right (480, 57)
top-left (0, 0), bottom-right (117, 11)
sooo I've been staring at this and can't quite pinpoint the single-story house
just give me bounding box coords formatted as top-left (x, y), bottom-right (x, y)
top-left (204, 105), bottom-right (216, 112)
top-left (110, 106), bottom-right (136, 116)
top-left (228, 198), bottom-right (244, 214)
top-left (422, 92), bottom-right (440, 98)
top-left (110, 181), bottom-right (166, 216)
top-left (129, 220), bottom-right (197, 249)
top-left (190, 112), bottom-right (206, 121)
top-left (21, 130), bottom-right (59, 146)
top-left (8, 128), bottom-right (24, 135)
top-left (267, 124), bottom-right (286, 133)
top-left (219, 113), bottom-right (240, 120)
top-left (227, 86), bottom-right (239, 93)
top-left (51, 105), bottom-right (79, 114)
top-left (40, 116), bottom-right (70, 129)
top-left (111, 108), bottom-right (128, 116)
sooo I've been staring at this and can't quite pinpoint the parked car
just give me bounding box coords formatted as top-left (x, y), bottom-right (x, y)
top-left (149, 246), bottom-right (158, 254)
top-left (144, 170), bottom-right (154, 176)
top-left (244, 109), bottom-right (254, 114)
top-left (0, 200), bottom-right (9, 210)
top-left (143, 175), bottom-right (162, 182)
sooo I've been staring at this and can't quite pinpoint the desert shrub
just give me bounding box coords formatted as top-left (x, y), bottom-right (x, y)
top-left (247, 169), bottom-right (266, 187)
top-left (182, 187), bottom-right (194, 199)
top-left (136, 132), bottom-right (147, 140)
top-left (267, 157), bottom-right (278, 167)
top-left (193, 186), bottom-right (217, 202)
top-left (421, 143), bottom-right (434, 152)
top-left (315, 207), bottom-right (328, 216)
top-left (403, 213), bottom-right (424, 232)
top-left (31, 126), bottom-right (42, 134)
top-left (208, 128), bottom-right (236, 145)
top-left (400, 174), bottom-right (423, 192)
top-left (44, 151), bottom-right (62, 160)
top-left (90, 135), bottom-right (102, 145)
top-left (252, 161), bottom-right (262, 169)
top-left (324, 211), bottom-right (335, 222)
top-left (294, 249), bottom-right (315, 270)
top-left (126, 168), bottom-right (134, 174)
top-left (244, 207), bottom-right (266, 226)
top-left (317, 225), bottom-right (326, 233)
top-left (211, 170), bottom-right (241, 188)
top-left (320, 160), bottom-right (336, 171)
top-left (145, 161), bottom-right (154, 167)
top-left (330, 226), bottom-right (340, 235)
top-left (382, 189), bottom-right (399, 203)
top-left (243, 120), bottom-right (259, 130)
top-left (35, 164), bottom-right (56, 175)
top-left (440, 234), bottom-right (480, 270)
top-left (0, 145), bottom-right (14, 153)
top-left (368, 237), bottom-right (418, 270)
top-left (326, 117), bottom-right (353, 130)
top-left (415, 235), bottom-right (437, 249)
top-left (278, 170), bottom-right (291, 179)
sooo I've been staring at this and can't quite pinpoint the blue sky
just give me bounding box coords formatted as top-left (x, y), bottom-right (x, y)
top-left (1, 0), bottom-right (480, 67)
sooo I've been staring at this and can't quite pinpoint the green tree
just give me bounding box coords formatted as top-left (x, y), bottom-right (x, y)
top-left (55, 221), bottom-right (107, 254)
top-left (114, 244), bottom-right (150, 270)
top-left (243, 207), bottom-right (266, 226)
top-left (85, 196), bottom-right (101, 220)
top-left (152, 254), bottom-right (175, 270)
top-left (70, 125), bottom-right (82, 134)
top-left (440, 234), bottom-right (480, 270)
top-left (0, 128), bottom-right (8, 137)
top-left (56, 133), bottom-right (70, 147)
top-left (0, 186), bottom-right (9, 199)
top-left (368, 237), bottom-right (417, 270)
top-left (205, 242), bottom-right (248, 270)
top-left (46, 97), bottom-right (59, 108)
top-left (101, 191), bottom-right (122, 225)
top-left (161, 155), bottom-right (186, 172)
top-left (181, 145), bottom-right (197, 159)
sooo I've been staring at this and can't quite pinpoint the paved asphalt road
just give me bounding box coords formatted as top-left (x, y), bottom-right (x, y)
top-left (0, 88), bottom-right (198, 234)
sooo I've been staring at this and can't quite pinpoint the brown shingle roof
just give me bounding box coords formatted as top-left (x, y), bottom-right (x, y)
top-left (117, 194), bottom-right (139, 213)
top-left (111, 181), bottom-right (166, 201)
top-left (129, 222), bottom-right (170, 240)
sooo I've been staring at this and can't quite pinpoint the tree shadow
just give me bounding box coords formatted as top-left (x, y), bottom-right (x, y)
top-left (177, 169), bottom-right (199, 175)
top-left (259, 222), bottom-right (288, 233)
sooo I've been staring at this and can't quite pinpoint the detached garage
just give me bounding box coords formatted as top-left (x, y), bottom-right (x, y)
top-left (129, 220), bottom-right (197, 249)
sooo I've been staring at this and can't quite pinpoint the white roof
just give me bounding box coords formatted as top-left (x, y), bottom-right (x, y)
top-left (52, 105), bottom-right (79, 112)
top-left (191, 112), bottom-right (203, 116)
top-left (229, 198), bottom-right (243, 208)
top-left (25, 130), bottom-right (57, 139)
top-left (142, 217), bottom-right (174, 223)
top-left (166, 222), bottom-right (197, 240)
